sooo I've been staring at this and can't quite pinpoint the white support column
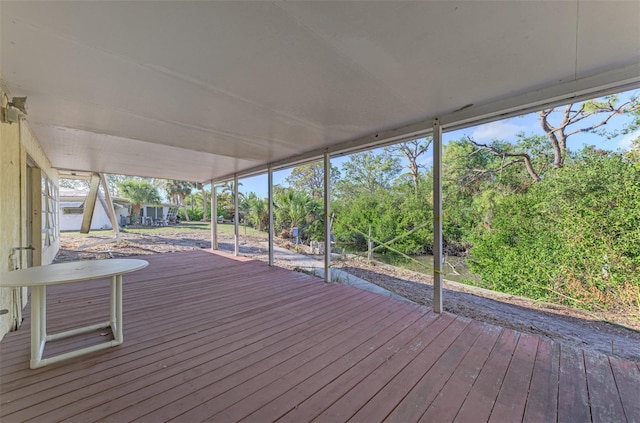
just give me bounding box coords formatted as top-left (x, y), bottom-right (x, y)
top-left (211, 185), bottom-right (218, 250)
top-left (80, 173), bottom-right (100, 234)
top-left (268, 166), bottom-right (274, 266)
top-left (432, 118), bottom-right (443, 313)
top-left (99, 173), bottom-right (120, 237)
top-left (324, 151), bottom-right (331, 283)
top-left (234, 175), bottom-right (239, 256)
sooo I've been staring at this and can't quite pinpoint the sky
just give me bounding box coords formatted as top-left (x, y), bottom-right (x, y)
top-left (216, 88), bottom-right (639, 199)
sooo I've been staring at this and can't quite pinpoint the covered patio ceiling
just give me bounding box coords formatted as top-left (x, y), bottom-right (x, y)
top-left (1, 1), bottom-right (639, 183)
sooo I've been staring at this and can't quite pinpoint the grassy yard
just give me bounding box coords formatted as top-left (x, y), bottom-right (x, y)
top-left (127, 221), bottom-right (266, 237)
top-left (60, 221), bottom-right (267, 238)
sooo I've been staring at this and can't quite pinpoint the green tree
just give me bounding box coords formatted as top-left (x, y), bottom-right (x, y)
top-left (333, 174), bottom-right (433, 255)
top-left (335, 151), bottom-right (401, 199)
top-left (469, 148), bottom-right (640, 312)
top-left (286, 161), bottom-right (340, 198)
top-left (463, 94), bottom-right (639, 181)
top-left (385, 138), bottom-right (432, 195)
top-left (539, 94), bottom-right (639, 169)
top-left (273, 188), bottom-right (323, 240)
top-left (164, 180), bottom-right (193, 221)
top-left (245, 193), bottom-right (269, 231)
top-left (117, 179), bottom-right (162, 223)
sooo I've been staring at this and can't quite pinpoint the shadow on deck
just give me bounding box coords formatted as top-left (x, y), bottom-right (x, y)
top-left (1, 250), bottom-right (638, 422)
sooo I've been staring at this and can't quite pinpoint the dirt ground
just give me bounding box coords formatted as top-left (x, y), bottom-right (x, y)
top-left (55, 226), bottom-right (640, 362)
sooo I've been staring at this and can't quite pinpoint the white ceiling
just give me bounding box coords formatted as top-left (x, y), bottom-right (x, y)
top-left (1, 1), bottom-right (639, 183)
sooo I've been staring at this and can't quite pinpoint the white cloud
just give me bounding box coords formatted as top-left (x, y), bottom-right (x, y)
top-left (617, 129), bottom-right (640, 150)
top-left (470, 120), bottom-right (527, 143)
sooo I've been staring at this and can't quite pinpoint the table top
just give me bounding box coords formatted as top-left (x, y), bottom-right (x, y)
top-left (0, 259), bottom-right (149, 288)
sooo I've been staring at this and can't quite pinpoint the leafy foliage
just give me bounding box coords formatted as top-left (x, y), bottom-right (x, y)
top-left (469, 149), bottom-right (640, 311)
top-left (117, 179), bottom-right (162, 222)
top-left (286, 161), bottom-right (340, 199)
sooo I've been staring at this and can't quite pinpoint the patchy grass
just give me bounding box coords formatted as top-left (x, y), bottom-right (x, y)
top-left (63, 221), bottom-right (267, 237)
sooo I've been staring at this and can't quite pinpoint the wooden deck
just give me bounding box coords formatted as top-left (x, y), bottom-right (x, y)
top-left (1, 250), bottom-right (638, 422)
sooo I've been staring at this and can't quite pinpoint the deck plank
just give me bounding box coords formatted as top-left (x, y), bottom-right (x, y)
top-left (235, 312), bottom-right (439, 422)
top-left (609, 356), bottom-right (640, 422)
top-left (419, 323), bottom-right (502, 422)
top-left (242, 312), bottom-right (449, 423)
top-left (0, 250), bottom-right (637, 423)
top-left (337, 316), bottom-right (471, 423)
top-left (584, 352), bottom-right (627, 423)
top-left (452, 328), bottom-right (520, 423)
top-left (522, 339), bottom-right (560, 423)
top-left (20, 289), bottom-right (382, 422)
top-left (487, 333), bottom-right (539, 422)
top-left (383, 320), bottom-right (485, 423)
top-left (557, 345), bottom-right (591, 423)
top-left (3, 287), bottom-right (369, 419)
top-left (125, 302), bottom-right (415, 422)
top-left (178, 308), bottom-right (428, 422)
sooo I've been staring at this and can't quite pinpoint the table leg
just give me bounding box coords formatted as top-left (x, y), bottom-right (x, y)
top-left (30, 286), bottom-right (47, 369)
top-left (110, 275), bottom-right (116, 332)
top-left (40, 285), bottom-right (47, 338)
top-left (111, 274), bottom-right (123, 344)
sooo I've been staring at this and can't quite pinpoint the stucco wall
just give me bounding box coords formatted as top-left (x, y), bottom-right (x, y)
top-left (0, 87), bottom-right (59, 340)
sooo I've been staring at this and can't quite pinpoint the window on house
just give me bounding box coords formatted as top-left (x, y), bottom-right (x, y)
top-left (41, 175), bottom-right (59, 248)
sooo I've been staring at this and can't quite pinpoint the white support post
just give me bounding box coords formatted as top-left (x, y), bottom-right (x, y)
top-left (99, 173), bottom-right (120, 237)
top-left (433, 118), bottom-right (443, 313)
top-left (268, 166), bottom-right (274, 266)
top-left (234, 175), bottom-right (239, 256)
top-left (80, 173), bottom-right (100, 234)
top-left (324, 151), bottom-right (331, 283)
top-left (211, 185), bottom-right (218, 250)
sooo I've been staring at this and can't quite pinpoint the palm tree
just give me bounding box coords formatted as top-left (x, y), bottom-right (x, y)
top-left (220, 181), bottom-right (245, 221)
top-left (117, 179), bottom-right (162, 224)
top-left (164, 180), bottom-right (193, 221)
top-left (245, 193), bottom-right (269, 231)
top-left (274, 189), bottom-right (310, 235)
top-left (194, 182), bottom-right (208, 220)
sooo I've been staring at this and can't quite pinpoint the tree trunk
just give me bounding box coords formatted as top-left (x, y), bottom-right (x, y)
top-left (182, 204), bottom-right (190, 221)
top-left (131, 203), bottom-right (141, 224)
top-left (201, 186), bottom-right (207, 221)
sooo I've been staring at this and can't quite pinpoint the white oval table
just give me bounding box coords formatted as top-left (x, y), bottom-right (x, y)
top-left (0, 259), bottom-right (148, 369)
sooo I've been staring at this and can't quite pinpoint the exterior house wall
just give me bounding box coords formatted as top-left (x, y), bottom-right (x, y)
top-left (59, 194), bottom-right (130, 231)
top-left (0, 87), bottom-right (59, 340)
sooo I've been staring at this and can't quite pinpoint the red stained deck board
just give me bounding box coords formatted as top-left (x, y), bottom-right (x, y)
top-left (179, 308), bottom-right (428, 422)
top-left (78, 294), bottom-right (406, 422)
top-left (558, 346), bottom-right (591, 423)
top-left (0, 250), bottom-right (637, 423)
top-left (338, 316), bottom-right (471, 423)
top-left (522, 339), bottom-right (560, 423)
top-left (13, 287), bottom-right (384, 422)
top-left (383, 320), bottom-right (486, 423)
top-left (2, 285), bottom-right (373, 418)
top-left (584, 352), bottom-right (627, 423)
top-left (241, 312), bottom-right (444, 423)
top-left (214, 309), bottom-right (436, 422)
top-left (131, 301), bottom-right (416, 422)
top-left (0, 270), bottom-right (327, 383)
top-left (453, 328), bottom-right (520, 423)
top-left (609, 356), bottom-right (640, 422)
top-left (487, 332), bottom-right (539, 423)
top-left (419, 324), bottom-right (502, 422)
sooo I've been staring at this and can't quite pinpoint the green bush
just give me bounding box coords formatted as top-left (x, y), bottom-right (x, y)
top-left (469, 150), bottom-right (640, 311)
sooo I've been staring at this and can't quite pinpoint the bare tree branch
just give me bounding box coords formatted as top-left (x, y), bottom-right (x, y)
top-left (467, 137), bottom-right (542, 182)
